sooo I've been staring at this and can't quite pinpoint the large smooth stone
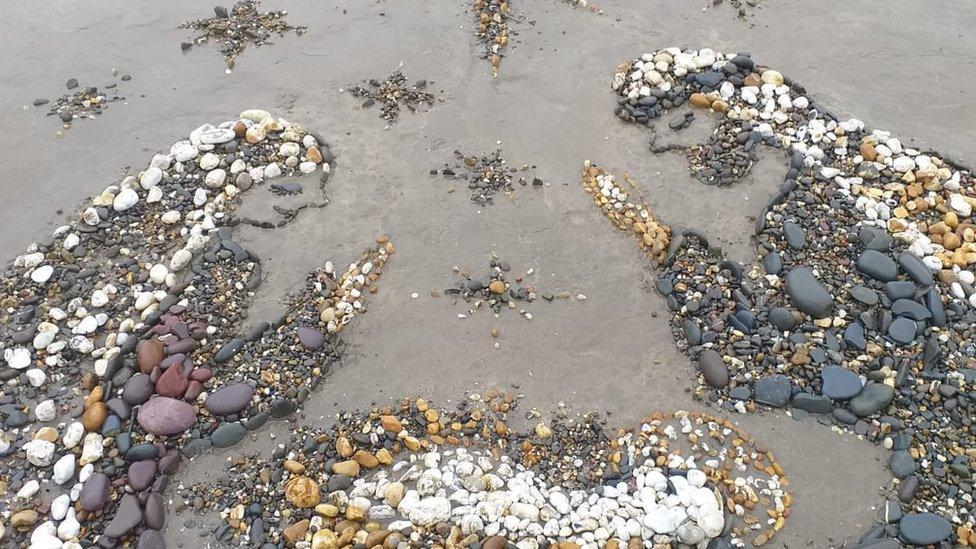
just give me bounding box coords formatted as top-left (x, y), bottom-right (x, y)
top-left (79, 473), bottom-right (111, 511)
top-left (897, 253), bottom-right (933, 286)
top-left (888, 317), bottom-right (917, 345)
top-left (899, 513), bottom-right (951, 545)
top-left (103, 494), bottom-right (143, 538)
top-left (697, 350), bottom-right (728, 388)
top-left (888, 450), bottom-right (916, 479)
top-left (128, 460), bottom-right (157, 491)
top-left (211, 422), bottom-right (247, 448)
top-left (205, 382), bottom-right (255, 416)
top-left (137, 529), bottom-right (166, 549)
top-left (137, 397), bottom-right (197, 436)
top-left (857, 250), bottom-right (898, 282)
top-left (849, 383), bottom-right (894, 417)
top-left (297, 326), bottom-right (325, 350)
top-left (137, 339), bottom-right (165, 374)
top-left (786, 267), bottom-right (833, 318)
top-left (820, 365), bottom-right (862, 400)
top-left (754, 375), bottom-right (791, 407)
top-left (122, 373), bottom-right (154, 406)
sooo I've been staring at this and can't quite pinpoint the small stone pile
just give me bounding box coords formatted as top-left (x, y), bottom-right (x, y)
top-left (347, 70), bottom-right (436, 124)
top-left (0, 112), bottom-right (393, 548)
top-left (44, 76), bottom-right (127, 132)
top-left (445, 258), bottom-right (550, 320)
top-left (180, 1), bottom-right (307, 70)
top-left (582, 162), bottom-right (671, 267)
top-left (431, 149), bottom-right (542, 206)
top-left (710, 0), bottom-right (762, 20)
top-left (473, 0), bottom-right (511, 77)
top-left (602, 46), bottom-right (976, 545)
top-left (179, 392), bottom-right (790, 547)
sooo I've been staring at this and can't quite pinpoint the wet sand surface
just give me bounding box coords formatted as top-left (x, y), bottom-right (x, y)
top-left (2, 0), bottom-right (975, 546)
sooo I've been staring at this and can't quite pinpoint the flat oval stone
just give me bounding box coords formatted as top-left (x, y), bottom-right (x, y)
top-left (763, 251), bottom-right (783, 275)
top-left (887, 317), bottom-right (917, 345)
top-left (857, 250), bottom-right (898, 282)
top-left (897, 253), bottom-right (933, 286)
top-left (206, 382), bottom-right (255, 416)
top-left (768, 307), bottom-right (796, 332)
top-left (821, 365), bottom-right (862, 400)
top-left (682, 319), bottom-right (701, 346)
top-left (849, 382), bottom-right (894, 417)
top-left (137, 397), bottom-right (197, 436)
top-left (782, 221), bottom-right (806, 249)
top-left (848, 285), bottom-right (878, 306)
top-left (79, 473), bottom-right (112, 511)
top-left (891, 299), bottom-right (931, 321)
top-left (104, 494), bottom-right (143, 538)
top-left (697, 350), bottom-right (728, 388)
top-left (214, 338), bottom-right (244, 364)
top-left (888, 450), bottom-right (916, 479)
top-left (211, 422), bottom-right (247, 448)
top-left (297, 326), bottom-right (325, 350)
top-left (128, 460), bottom-right (157, 491)
top-left (137, 528), bottom-right (166, 549)
top-left (898, 513), bottom-right (951, 545)
top-left (754, 374), bottom-right (791, 407)
top-left (786, 267), bottom-right (833, 318)
top-left (885, 281), bottom-right (916, 301)
top-left (122, 374), bottom-right (154, 406)
top-left (144, 493), bottom-right (165, 530)
top-left (137, 339), bottom-right (165, 374)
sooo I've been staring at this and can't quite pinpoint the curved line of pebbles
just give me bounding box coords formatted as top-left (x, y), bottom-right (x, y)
top-left (473, 0), bottom-right (511, 77)
top-left (604, 46), bottom-right (976, 545)
top-left (178, 392), bottom-right (790, 548)
top-left (0, 111), bottom-right (394, 548)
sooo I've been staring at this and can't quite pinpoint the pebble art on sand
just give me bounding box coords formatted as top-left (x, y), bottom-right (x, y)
top-left (598, 46), bottom-right (976, 545)
top-left (179, 391), bottom-right (790, 548)
top-left (0, 111), bottom-right (395, 548)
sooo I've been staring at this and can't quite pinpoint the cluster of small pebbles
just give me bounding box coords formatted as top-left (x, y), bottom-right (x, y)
top-left (38, 75), bottom-right (128, 134)
top-left (179, 391), bottom-right (790, 548)
top-left (0, 111), bottom-right (397, 548)
top-left (708, 0), bottom-right (762, 20)
top-left (445, 258), bottom-right (555, 322)
top-left (431, 150), bottom-right (542, 207)
top-left (347, 70), bottom-right (436, 125)
top-left (180, 2), bottom-right (307, 71)
top-left (473, 0), bottom-right (511, 77)
top-left (601, 46), bottom-right (976, 545)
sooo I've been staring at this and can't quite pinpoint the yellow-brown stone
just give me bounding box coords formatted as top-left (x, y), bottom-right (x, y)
top-left (379, 415), bottom-right (402, 433)
top-left (82, 402), bottom-right (108, 432)
top-left (332, 460), bottom-right (360, 477)
top-left (283, 460), bottom-right (306, 474)
top-left (283, 519), bottom-right (310, 546)
top-left (689, 93), bottom-right (711, 108)
top-left (336, 437), bottom-right (353, 458)
top-left (285, 476), bottom-right (320, 508)
top-left (353, 450), bottom-right (380, 469)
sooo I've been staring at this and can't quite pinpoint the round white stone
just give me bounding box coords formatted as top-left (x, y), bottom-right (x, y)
top-left (113, 187), bottom-right (139, 211)
top-left (4, 347), bottom-right (32, 369)
top-left (170, 249), bottom-right (193, 272)
top-left (31, 265), bottom-right (55, 283)
top-left (205, 168), bottom-right (227, 188)
top-left (140, 166), bottom-right (163, 189)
